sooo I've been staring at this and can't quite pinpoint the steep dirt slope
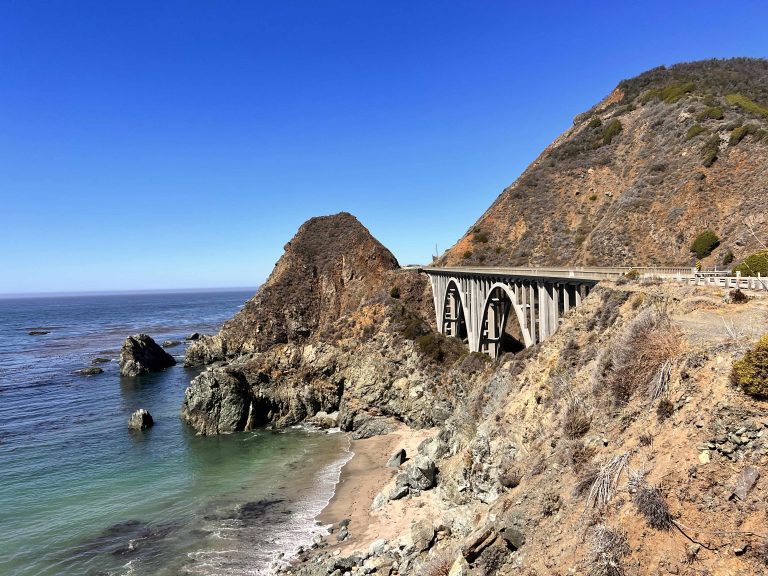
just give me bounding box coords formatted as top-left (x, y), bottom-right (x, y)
top-left (440, 58), bottom-right (768, 268)
top-left (282, 281), bottom-right (768, 576)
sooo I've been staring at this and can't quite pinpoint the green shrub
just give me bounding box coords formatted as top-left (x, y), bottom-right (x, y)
top-left (733, 250), bottom-right (768, 276)
top-left (473, 232), bottom-right (489, 243)
top-left (696, 106), bottom-right (724, 121)
top-left (685, 124), bottom-right (705, 140)
top-left (389, 286), bottom-right (400, 299)
top-left (588, 117), bottom-right (602, 128)
top-left (415, 333), bottom-right (463, 364)
top-left (639, 82), bottom-right (695, 104)
top-left (729, 124), bottom-right (759, 146)
top-left (690, 230), bottom-right (720, 258)
top-left (625, 269), bottom-right (640, 280)
top-left (589, 194), bottom-right (598, 201)
top-left (725, 93), bottom-right (768, 118)
top-left (601, 119), bottom-right (623, 146)
top-left (731, 334), bottom-right (768, 399)
top-left (722, 250), bottom-right (734, 265)
top-left (701, 134), bottom-right (721, 167)
top-left (462, 250), bottom-right (473, 259)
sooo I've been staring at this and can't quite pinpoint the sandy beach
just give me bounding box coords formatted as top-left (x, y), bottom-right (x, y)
top-left (316, 425), bottom-right (438, 553)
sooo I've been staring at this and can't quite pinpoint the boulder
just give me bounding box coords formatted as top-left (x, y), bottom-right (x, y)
top-left (28, 330), bottom-right (50, 336)
top-left (75, 367), bottom-right (104, 376)
top-left (389, 485), bottom-right (409, 500)
top-left (371, 491), bottom-right (389, 510)
top-left (128, 409), bottom-right (153, 430)
top-left (406, 455), bottom-right (436, 490)
top-left (91, 357), bottom-right (111, 365)
top-left (186, 332), bottom-right (202, 341)
top-left (119, 334), bottom-right (176, 376)
top-left (411, 519), bottom-right (435, 552)
top-left (386, 448), bottom-right (406, 467)
top-left (181, 368), bottom-right (253, 435)
top-left (162, 340), bottom-right (181, 348)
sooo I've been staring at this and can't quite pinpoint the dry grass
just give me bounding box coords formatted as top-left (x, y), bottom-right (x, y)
top-left (498, 453), bottom-right (522, 488)
top-left (629, 470), bottom-right (673, 530)
top-left (587, 524), bottom-right (630, 576)
top-left (563, 394), bottom-right (593, 438)
top-left (605, 307), bottom-right (681, 405)
top-left (585, 453), bottom-right (630, 509)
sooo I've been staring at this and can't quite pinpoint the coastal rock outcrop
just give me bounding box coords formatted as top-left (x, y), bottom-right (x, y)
top-left (181, 212), bottom-right (450, 436)
top-left (127, 409), bottom-right (153, 430)
top-left (119, 334), bottom-right (176, 376)
top-left (181, 367), bottom-right (253, 435)
top-left (185, 212), bottom-right (403, 365)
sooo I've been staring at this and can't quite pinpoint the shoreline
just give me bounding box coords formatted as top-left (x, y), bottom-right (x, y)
top-left (314, 425), bottom-right (438, 554)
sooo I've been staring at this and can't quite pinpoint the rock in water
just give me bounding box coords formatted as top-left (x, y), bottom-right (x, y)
top-left (128, 409), bottom-right (153, 430)
top-left (181, 368), bottom-right (252, 435)
top-left (119, 334), bottom-right (176, 376)
top-left (75, 367), bottom-right (104, 376)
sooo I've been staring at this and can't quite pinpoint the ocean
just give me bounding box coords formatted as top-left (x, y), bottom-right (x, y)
top-left (0, 290), bottom-right (350, 576)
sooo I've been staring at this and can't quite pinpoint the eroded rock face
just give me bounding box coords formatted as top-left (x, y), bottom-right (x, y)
top-left (184, 212), bottom-right (401, 365)
top-left (180, 212), bottom-right (448, 437)
top-left (119, 334), bottom-right (176, 377)
top-left (180, 368), bottom-right (252, 435)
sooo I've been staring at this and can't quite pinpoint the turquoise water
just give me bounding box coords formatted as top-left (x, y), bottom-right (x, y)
top-left (0, 292), bottom-right (349, 575)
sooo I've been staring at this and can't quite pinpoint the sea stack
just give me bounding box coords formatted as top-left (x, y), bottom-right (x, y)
top-left (119, 334), bottom-right (176, 376)
top-left (127, 409), bottom-right (154, 430)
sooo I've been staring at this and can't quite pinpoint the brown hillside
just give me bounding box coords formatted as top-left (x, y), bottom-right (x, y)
top-left (440, 58), bottom-right (768, 268)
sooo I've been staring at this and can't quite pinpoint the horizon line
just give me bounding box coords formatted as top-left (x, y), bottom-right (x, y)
top-left (0, 286), bottom-right (260, 299)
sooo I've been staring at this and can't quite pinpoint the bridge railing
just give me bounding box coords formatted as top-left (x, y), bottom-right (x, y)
top-left (420, 266), bottom-right (695, 281)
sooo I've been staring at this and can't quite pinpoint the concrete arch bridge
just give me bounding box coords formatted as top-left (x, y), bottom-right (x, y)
top-left (421, 266), bottom-right (693, 358)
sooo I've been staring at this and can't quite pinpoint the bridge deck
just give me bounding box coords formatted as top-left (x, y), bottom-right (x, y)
top-left (421, 266), bottom-right (694, 282)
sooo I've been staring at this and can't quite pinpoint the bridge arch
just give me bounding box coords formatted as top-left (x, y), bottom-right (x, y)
top-left (440, 278), bottom-right (469, 341)
top-left (479, 282), bottom-right (533, 357)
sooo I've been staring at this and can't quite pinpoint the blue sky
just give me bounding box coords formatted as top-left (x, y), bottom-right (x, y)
top-left (1, 1), bottom-right (766, 294)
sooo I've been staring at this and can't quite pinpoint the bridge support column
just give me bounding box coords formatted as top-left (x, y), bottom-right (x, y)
top-left (549, 284), bottom-right (558, 335)
top-left (538, 282), bottom-right (549, 340)
top-left (528, 282), bottom-right (537, 344)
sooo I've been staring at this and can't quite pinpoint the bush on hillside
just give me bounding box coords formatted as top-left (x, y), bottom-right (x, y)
top-left (701, 134), bottom-right (721, 167)
top-left (725, 93), bottom-right (768, 118)
top-left (588, 117), bottom-right (602, 128)
top-left (416, 332), bottom-right (464, 364)
top-left (685, 124), bottom-right (705, 140)
top-left (732, 250), bottom-right (768, 276)
top-left (473, 232), bottom-right (489, 243)
top-left (463, 250), bottom-right (473, 260)
top-left (601, 119), bottom-right (623, 146)
top-left (639, 82), bottom-right (695, 104)
top-left (587, 524), bottom-right (629, 576)
top-left (696, 106), bottom-right (724, 121)
top-left (722, 250), bottom-right (734, 265)
top-left (605, 308), bottom-right (680, 405)
top-left (389, 286), bottom-right (400, 299)
top-left (690, 230), bottom-right (720, 258)
top-left (731, 334), bottom-right (768, 399)
top-left (631, 481), bottom-right (673, 530)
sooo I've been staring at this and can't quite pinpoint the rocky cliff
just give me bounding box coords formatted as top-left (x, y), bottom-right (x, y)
top-left (186, 212), bottom-right (402, 364)
top-left (440, 58), bottom-right (768, 268)
top-left (281, 281), bottom-right (768, 576)
top-left (181, 212), bottom-right (469, 436)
